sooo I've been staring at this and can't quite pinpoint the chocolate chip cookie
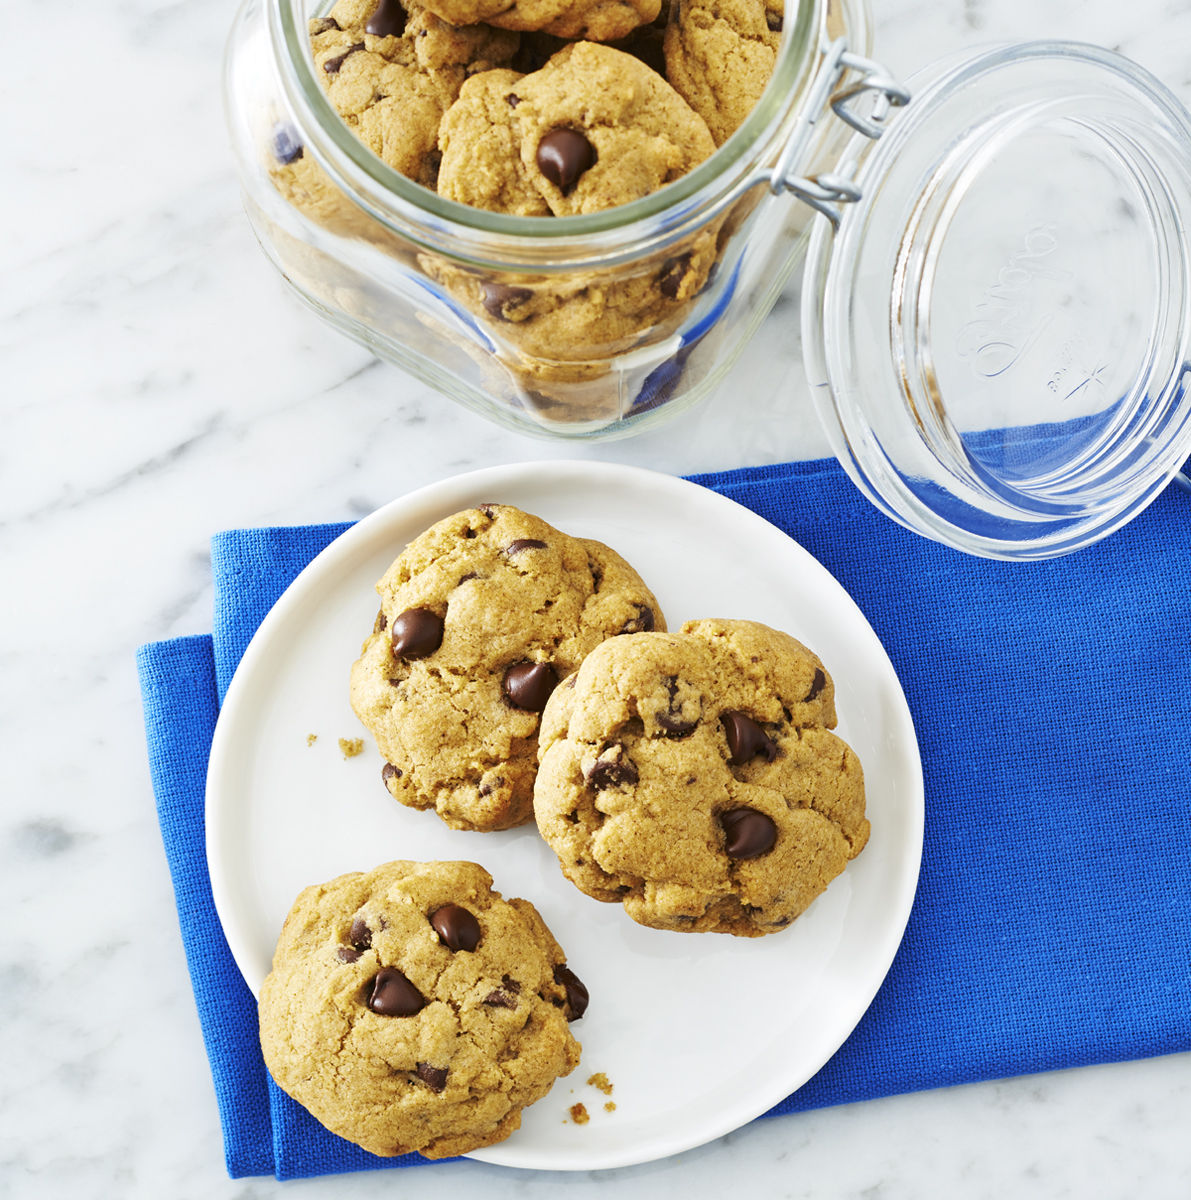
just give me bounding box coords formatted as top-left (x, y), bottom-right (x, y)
top-left (420, 0), bottom-right (659, 42)
top-left (664, 0), bottom-right (784, 145)
top-left (419, 221), bottom-right (717, 374)
top-left (534, 618), bottom-right (869, 935)
top-left (306, 0), bottom-right (519, 187)
top-left (349, 504), bottom-right (663, 831)
top-left (259, 860), bottom-right (585, 1159)
top-left (437, 43), bottom-right (716, 215)
top-left (426, 41), bottom-right (718, 381)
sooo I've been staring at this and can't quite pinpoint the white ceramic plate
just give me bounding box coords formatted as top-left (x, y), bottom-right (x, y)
top-left (206, 460), bottom-right (923, 1172)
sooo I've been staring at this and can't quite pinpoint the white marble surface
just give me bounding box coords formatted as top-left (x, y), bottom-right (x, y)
top-left (4, 0), bottom-right (1191, 1196)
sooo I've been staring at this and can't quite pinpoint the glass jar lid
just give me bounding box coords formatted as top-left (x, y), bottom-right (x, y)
top-left (801, 42), bottom-right (1191, 559)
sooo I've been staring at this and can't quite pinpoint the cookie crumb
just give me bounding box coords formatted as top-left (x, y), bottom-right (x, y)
top-left (569, 1103), bottom-right (589, 1125)
top-left (604, 1101), bottom-right (616, 1113)
top-left (587, 1072), bottom-right (613, 1096)
top-left (306, 734), bottom-right (318, 747)
top-left (338, 737), bottom-right (364, 758)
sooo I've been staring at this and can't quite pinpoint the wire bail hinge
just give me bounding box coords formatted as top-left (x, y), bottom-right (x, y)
top-left (769, 39), bottom-right (910, 229)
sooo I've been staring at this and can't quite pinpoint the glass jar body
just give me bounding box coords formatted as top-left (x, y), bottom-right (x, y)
top-left (224, 0), bottom-right (867, 439)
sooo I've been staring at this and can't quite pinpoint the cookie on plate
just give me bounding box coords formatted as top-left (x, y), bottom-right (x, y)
top-left (533, 618), bottom-right (869, 935)
top-left (349, 503), bottom-right (663, 831)
top-left (259, 860), bottom-right (586, 1159)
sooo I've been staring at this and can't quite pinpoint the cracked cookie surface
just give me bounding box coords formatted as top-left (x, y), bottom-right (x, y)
top-left (420, 0), bottom-right (659, 42)
top-left (437, 42), bottom-right (716, 215)
top-left (663, 0), bottom-right (784, 146)
top-left (259, 860), bottom-right (584, 1158)
top-left (305, 0), bottom-right (519, 187)
top-left (533, 618), bottom-right (869, 935)
top-left (349, 503), bottom-right (663, 831)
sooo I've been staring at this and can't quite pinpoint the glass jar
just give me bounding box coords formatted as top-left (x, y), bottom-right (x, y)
top-left (225, 2), bottom-right (1191, 557)
top-left (224, 0), bottom-right (875, 440)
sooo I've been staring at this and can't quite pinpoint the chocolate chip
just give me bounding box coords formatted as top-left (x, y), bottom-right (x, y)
top-left (620, 604), bottom-right (655, 634)
top-left (323, 42), bottom-right (365, 73)
top-left (349, 917), bottom-right (372, 950)
top-left (415, 1062), bottom-right (448, 1092)
top-left (367, 967), bottom-right (424, 1016)
top-left (553, 964), bottom-right (589, 1020)
top-left (503, 661), bottom-right (557, 711)
top-left (506, 93), bottom-right (521, 107)
top-left (585, 744), bottom-right (638, 790)
top-left (425, 145), bottom-right (443, 187)
top-left (483, 972), bottom-right (521, 1008)
top-left (657, 676), bottom-right (698, 737)
top-left (481, 282), bottom-right (533, 320)
top-left (805, 668), bottom-right (826, 702)
top-left (270, 125), bottom-right (304, 165)
top-left (382, 762), bottom-right (402, 785)
top-left (458, 571), bottom-right (479, 585)
top-left (719, 807), bottom-right (778, 859)
top-left (430, 904), bottom-right (481, 952)
top-left (337, 946), bottom-right (362, 963)
top-left (506, 538), bottom-right (547, 554)
top-left (373, 610), bottom-right (388, 633)
top-left (366, 0), bottom-right (407, 36)
top-left (310, 16), bottom-right (341, 32)
top-left (766, 9), bottom-right (782, 30)
top-left (390, 608), bottom-right (443, 659)
top-left (659, 254), bottom-right (691, 300)
top-left (722, 711), bottom-right (779, 766)
top-left (536, 128), bottom-right (597, 193)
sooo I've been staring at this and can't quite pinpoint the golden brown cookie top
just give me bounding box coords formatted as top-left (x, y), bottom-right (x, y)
top-left (309, 0), bottom-right (519, 185)
top-left (419, 0), bottom-right (659, 42)
top-left (534, 618), bottom-right (869, 936)
top-left (437, 43), bottom-right (716, 215)
top-left (259, 860), bottom-right (584, 1158)
top-left (663, 0), bottom-right (784, 146)
top-left (349, 503), bottom-right (663, 830)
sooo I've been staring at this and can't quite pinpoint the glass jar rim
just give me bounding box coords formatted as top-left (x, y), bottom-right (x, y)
top-left (266, 0), bottom-right (823, 258)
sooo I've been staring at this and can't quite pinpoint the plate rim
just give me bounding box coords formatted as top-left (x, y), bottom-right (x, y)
top-left (205, 459), bottom-right (924, 1172)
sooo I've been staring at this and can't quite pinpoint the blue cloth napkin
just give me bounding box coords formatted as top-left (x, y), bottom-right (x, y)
top-left (137, 458), bottom-right (1191, 1180)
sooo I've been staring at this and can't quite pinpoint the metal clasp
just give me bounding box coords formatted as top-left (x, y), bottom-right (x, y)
top-left (770, 38), bottom-right (910, 229)
top-left (831, 49), bottom-right (912, 139)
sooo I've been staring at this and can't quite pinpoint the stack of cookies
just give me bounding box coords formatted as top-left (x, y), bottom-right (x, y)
top-left (268, 0), bottom-right (795, 391)
top-left (290, 0), bottom-right (786, 215)
top-left (259, 502), bottom-right (868, 1160)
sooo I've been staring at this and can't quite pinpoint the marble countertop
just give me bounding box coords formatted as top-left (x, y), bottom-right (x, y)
top-left (5, 0), bottom-right (1190, 1195)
